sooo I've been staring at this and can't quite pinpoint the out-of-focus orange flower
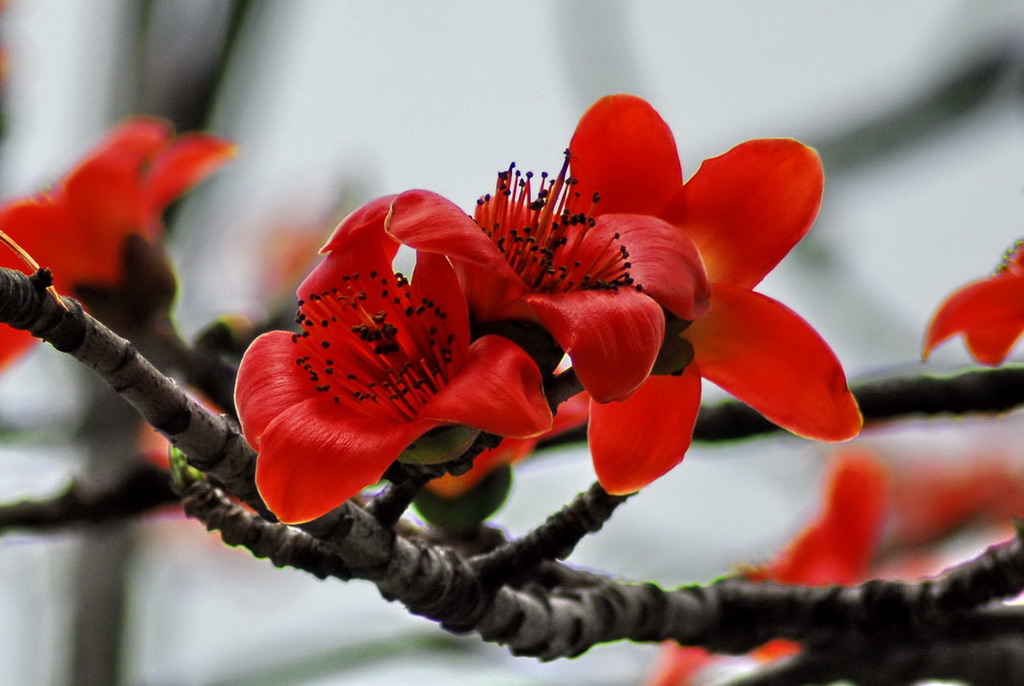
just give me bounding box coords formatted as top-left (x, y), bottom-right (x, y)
top-left (924, 240), bottom-right (1024, 365)
top-left (0, 118), bottom-right (235, 368)
top-left (887, 455), bottom-right (1024, 547)
top-left (570, 94), bottom-right (862, 495)
top-left (647, 452), bottom-right (888, 685)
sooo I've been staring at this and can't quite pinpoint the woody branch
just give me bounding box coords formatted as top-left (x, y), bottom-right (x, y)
top-left (4, 263), bottom-right (1024, 685)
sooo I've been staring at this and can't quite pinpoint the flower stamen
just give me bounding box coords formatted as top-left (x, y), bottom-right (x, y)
top-left (474, 150), bottom-right (638, 296)
top-left (291, 270), bottom-right (455, 422)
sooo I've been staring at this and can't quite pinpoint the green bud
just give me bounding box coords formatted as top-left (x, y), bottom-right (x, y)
top-left (168, 445), bottom-right (204, 493)
top-left (398, 424), bottom-right (480, 465)
top-left (413, 463), bottom-right (513, 534)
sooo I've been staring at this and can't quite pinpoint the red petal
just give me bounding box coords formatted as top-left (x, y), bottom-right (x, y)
top-left (588, 366), bottom-right (702, 494)
top-left (145, 133), bottom-right (236, 216)
top-left (386, 190), bottom-right (520, 280)
top-left (234, 330), bottom-right (318, 450)
top-left (319, 195), bottom-right (400, 269)
top-left (589, 213), bottom-right (709, 320)
top-left (60, 173), bottom-right (150, 287)
top-left (0, 325), bottom-right (38, 371)
top-left (60, 119), bottom-right (173, 244)
top-left (0, 199), bottom-right (85, 291)
top-left (256, 397), bottom-right (433, 523)
top-left (521, 288), bottom-right (665, 403)
top-left (923, 275), bottom-right (1024, 365)
top-left (452, 260), bottom-right (528, 323)
top-left (756, 451), bottom-right (887, 585)
top-left (84, 118), bottom-right (170, 169)
top-left (646, 645), bottom-right (715, 686)
top-left (410, 251), bottom-right (470, 366)
top-left (660, 139), bottom-right (823, 289)
top-left (962, 326), bottom-right (1024, 366)
top-left (423, 334), bottom-right (551, 438)
top-left (687, 286), bottom-right (861, 441)
top-left (569, 94), bottom-right (683, 216)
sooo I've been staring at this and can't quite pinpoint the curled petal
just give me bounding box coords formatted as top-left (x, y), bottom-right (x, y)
top-left (256, 398), bottom-right (433, 523)
top-left (520, 288), bottom-right (665, 403)
top-left (423, 334), bottom-right (551, 438)
top-left (234, 330), bottom-right (318, 450)
top-left (386, 190), bottom-right (520, 281)
top-left (569, 94), bottom-right (683, 216)
top-left (589, 366), bottom-right (702, 494)
top-left (923, 275), bottom-right (1024, 365)
top-left (145, 133), bottom-right (236, 215)
top-left (319, 195), bottom-right (400, 269)
top-left (687, 285), bottom-right (861, 441)
top-left (452, 260), bottom-right (528, 323)
top-left (661, 139), bottom-right (823, 289)
top-left (589, 213), bottom-right (709, 320)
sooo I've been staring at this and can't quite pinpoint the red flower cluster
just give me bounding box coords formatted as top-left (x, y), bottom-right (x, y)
top-left (0, 118), bottom-right (235, 367)
top-left (235, 95), bottom-right (862, 523)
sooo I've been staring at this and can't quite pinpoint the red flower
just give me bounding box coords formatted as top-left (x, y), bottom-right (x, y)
top-left (383, 156), bottom-right (710, 404)
top-left (573, 95), bottom-right (862, 494)
top-left (0, 118), bottom-right (235, 367)
top-left (747, 451), bottom-right (887, 586)
top-left (923, 240), bottom-right (1024, 365)
top-left (234, 197), bottom-right (553, 524)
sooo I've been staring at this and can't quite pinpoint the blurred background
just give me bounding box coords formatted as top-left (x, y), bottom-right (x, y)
top-left (1, 1), bottom-right (1023, 684)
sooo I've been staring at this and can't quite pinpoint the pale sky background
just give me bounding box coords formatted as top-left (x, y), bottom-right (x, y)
top-left (1, 1), bottom-right (1024, 684)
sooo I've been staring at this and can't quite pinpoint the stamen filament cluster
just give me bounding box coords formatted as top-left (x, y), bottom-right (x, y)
top-left (474, 151), bottom-right (637, 294)
top-left (292, 270), bottom-right (456, 421)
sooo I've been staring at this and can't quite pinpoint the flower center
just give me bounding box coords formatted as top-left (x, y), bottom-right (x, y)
top-left (474, 151), bottom-right (637, 294)
top-left (996, 240), bottom-right (1024, 277)
top-left (291, 270), bottom-right (457, 422)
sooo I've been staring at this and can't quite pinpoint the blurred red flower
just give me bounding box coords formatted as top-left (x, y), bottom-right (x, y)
top-left (924, 240), bottom-right (1024, 365)
top-left (647, 452), bottom-right (888, 685)
top-left (0, 118), bottom-right (234, 367)
top-left (572, 94), bottom-right (862, 494)
top-left (234, 197), bottom-right (553, 524)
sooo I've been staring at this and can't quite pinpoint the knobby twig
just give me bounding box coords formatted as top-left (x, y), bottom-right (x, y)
top-left (541, 365), bottom-right (1024, 449)
top-left (469, 482), bottom-right (629, 588)
top-left (6, 265), bottom-right (1024, 682)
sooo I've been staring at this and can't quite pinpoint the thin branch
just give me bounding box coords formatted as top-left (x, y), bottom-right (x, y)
top-left (364, 476), bottom-right (432, 527)
top-left (0, 461), bottom-right (176, 532)
top-left (540, 365), bottom-right (1024, 449)
top-left (178, 478), bottom-right (352, 580)
top-left (469, 482), bottom-right (629, 588)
